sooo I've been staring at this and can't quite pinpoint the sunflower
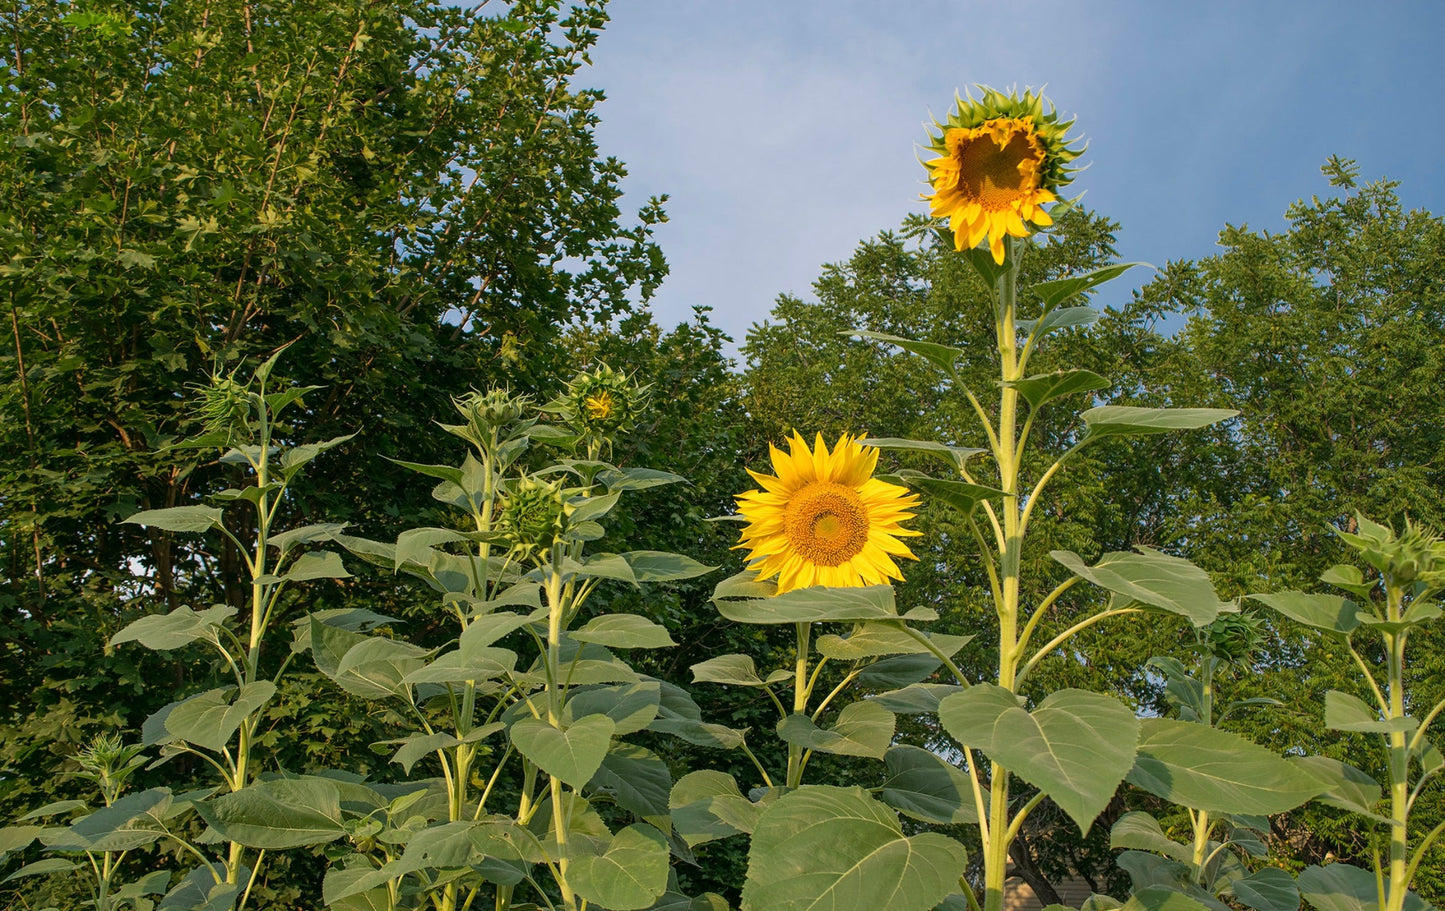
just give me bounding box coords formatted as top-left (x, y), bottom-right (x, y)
top-left (735, 432), bottom-right (921, 593)
top-left (923, 87), bottom-right (1081, 264)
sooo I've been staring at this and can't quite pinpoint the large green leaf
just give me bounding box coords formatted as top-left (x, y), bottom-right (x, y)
top-left (940, 686), bottom-right (1138, 832)
top-left (590, 743), bottom-right (672, 817)
top-left (568, 823), bottom-right (671, 911)
top-left (196, 778), bottom-right (346, 848)
top-left (598, 466), bottom-right (688, 492)
top-left (649, 681), bottom-right (746, 750)
top-left (399, 648), bottom-right (516, 685)
top-left (510, 715), bottom-right (615, 789)
top-left (691, 654), bottom-right (790, 687)
top-left (716, 583), bottom-right (935, 624)
top-left (740, 786), bottom-right (967, 911)
top-left (1128, 719), bottom-right (1328, 814)
top-left (848, 330), bottom-right (962, 376)
top-left (110, 604), bottom-right (237, 651)
top-left (572, 613), bottom-right (676, 649)
top-left (1121, 887), bottom-right (1215, 911)
top-left (869, 683), bottom-right (963, 715)
top-left (46, 788), bottom-right (173, 852)
top-left (1324, 690), bottom-right (1417, 734)
top-left (332, 636), bottom-right (432, 699)
top-left (1080, 406), bottom-right (1237, 440)
top-left (879, 745), bottom-right (979, 825)
top-left (1053, 548), bottom-right (1226, 626)
top-left (3, 858), bottom-right (81, 882)
top-left (279, 550), bottom-right (351, 582)
top-left (670, 771), bottom-right (749, 847)
top-left (163, 682), bottom-right (276, 752)
top-left (123, 505), bottom-right (224, 532)
top-left (1247, 591), bottom-right (1360, 635)
top-left (1230, 868), bottom-right (1300, 911)
top-left (1298, 863), bottom-right (1432, 911)
top-left (621, 551), bottom-right (718, 583)
top-left (817, 625), bottom-right (971, 661)
top-left (1109, 811), bottom-right (1192, 863)
top-left (1017, 305), bottom-right (1099, 337)
top-left (1028, 263), bottom-right (1143, 312)
top-left (776, 701), bottom-right (895, 759)
top-left (563, 682), bottom-right (662, 735)
top-left (1008, 370), bottom-right (1111, 411)
top-left (1287, 756), bottom-right (1383, 819)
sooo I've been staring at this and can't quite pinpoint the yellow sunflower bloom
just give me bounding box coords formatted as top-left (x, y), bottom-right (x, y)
top-left (735, 432), bottom-right (921, 593)
top-left (923, 87), bottom-right (1081, 264)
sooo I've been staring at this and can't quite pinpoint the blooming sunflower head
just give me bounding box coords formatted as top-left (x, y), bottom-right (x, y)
top-left (923, 86), bottom-right (1082, 264)
top-left (735, 432), bottom-right (921, 593)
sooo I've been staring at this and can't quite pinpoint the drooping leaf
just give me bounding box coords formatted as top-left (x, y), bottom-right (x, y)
top-left (869, 683), bottom-right (964, 715)
top-left (1298, 863), bottom-right (1432, 911)
top-left (860, 438), bottom-right (985, 474)
top-left (1230, 868), bottom-right (1300, 911)
top-left (590, 743), bottom-right (672, 817)
top-left (163, 682), bottom-right (276, 752)
top-left (1287, 756), bottom-right (1382, 819)
top-left (892, 470), bottom-right (1005, 516)
top-left (1128, 718), bottom-right (1328, 814)
top-left (847, 330), bottom-right (962, 376)
top-left (1028, 263), bottom-right (1144, 313)
top-left (1323, 690), bottom-right (1416, 734)
top-left (1109, 811), bottom-right (1193, 863)
top-left (691, 654), bottom-right (789, 688)
top-left (1247, 591), bottom-right (1360, 635)
top-left (741, 786), bottom-right (966, 911)
top-left (670, 771), bottom-right (749, 847)
top-left (563, 681), bottom-right (662, 735)
top-left (716, 583), bottom-right (935, 624)
top-left (878, 745), bottom-right (979, 825)
top-left (1017, 305), bottom-right (1099, 337)
top-left (123, 505), bottom-right (224, 532)
top-left (941, 686), bottom-right (1138, 832)
top-left (110, 604), bottom-right (237, 651)
top-left (1053, 548), bottom-right (1226, 626)
top-left (279, 550), bottom-right (351, 583)
top-left (621, 551), bottom-right (718, 583)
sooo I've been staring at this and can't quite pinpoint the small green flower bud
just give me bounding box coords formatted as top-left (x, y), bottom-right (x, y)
top-left (193, 368), bottom-right (251, 441)
top-left (455, 388), bottom-right (532, 438)
top-left (498, 476), bottom-right (571, 557)
top-left (559, 364), bottom-right (651, 437)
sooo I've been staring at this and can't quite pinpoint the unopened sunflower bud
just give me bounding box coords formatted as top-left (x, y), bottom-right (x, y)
top-left (498, 476), bottom-right (571, 557)
top-left (194, 368), bottom-right (251, 441)
top-left (455, 388), bottom-right (531, 438)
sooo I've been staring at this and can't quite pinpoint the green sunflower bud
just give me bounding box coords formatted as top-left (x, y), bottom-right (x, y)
top-left (455, 388), bottom-right (532, 438)
top-left (498, 476), bottom-right (571, 557)
top-left (1199, 612), bottom-right (1267, 666)
top-left (193, 368), bottom-right (252, 442)
top-left (1337, 515), bottom-right (1445, 587)
top-left (558, 364), bottom-right (651, 438)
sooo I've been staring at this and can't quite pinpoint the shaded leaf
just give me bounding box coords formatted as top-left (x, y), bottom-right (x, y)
top-left (1054, 548), bottom-right (1226, 626)
top-left (511, 715), bottom-right (615, 789)
top-left (196, 778), bottom-right (346, 849)
top-left (1129, 719), bottom-right (1328, 814)
top-left (879, 745), bottom-right (979, 825)
top-left (776, 701), bottom-right (895, 759)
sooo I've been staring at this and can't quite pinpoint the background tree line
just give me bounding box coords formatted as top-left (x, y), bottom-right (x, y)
top-left (2, 0), bottom-right (1443, 906)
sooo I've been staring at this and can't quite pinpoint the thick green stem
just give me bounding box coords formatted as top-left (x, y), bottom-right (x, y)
top-left (1384, 584), bottom-right (1409, 911)
top-left (786, 621), bottom-right (812, 788)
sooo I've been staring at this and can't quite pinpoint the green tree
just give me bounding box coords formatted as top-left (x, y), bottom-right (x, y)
top-left (0, 1), bottom-right (666, 905)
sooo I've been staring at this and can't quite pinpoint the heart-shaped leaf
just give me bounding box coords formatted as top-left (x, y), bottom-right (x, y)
top-left (510, 715), bottom-right (614, 789)
top-left (879, 745), bottom-right (979, 825)
top-left (941, 686), bottom-right (1138, 833)
top-left (567, 823), bottom-right (670, 911)
top-left (1053, 548), bottom-right (1226, 626)
top-left (741, 786), bottom-right (966, 911)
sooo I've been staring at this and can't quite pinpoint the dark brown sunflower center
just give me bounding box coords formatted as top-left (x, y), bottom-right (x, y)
top-left (783, 482), bottom-right (870, 566)
top-left (953, 129), bottom-right (1042, 212)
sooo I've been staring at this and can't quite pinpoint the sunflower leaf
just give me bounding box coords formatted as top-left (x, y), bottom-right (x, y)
top-left (1027, 263), bottom-right (1145, 315)
top-left (714, 584), bottom-right (903, 625)
top-left (860, 438), bottom-right (985, 474)
top-left (1008, 370), bottom-right (1111, 411)
top-left (891, 471), bottom-right (1004, 515)
top-left (845, 330), bottom-right (961, 376)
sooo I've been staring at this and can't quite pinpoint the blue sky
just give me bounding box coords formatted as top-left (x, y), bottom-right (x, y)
top-left (585, 1), bottom-right (1445, 356)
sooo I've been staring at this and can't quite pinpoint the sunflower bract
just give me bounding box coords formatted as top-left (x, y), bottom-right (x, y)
top-left (735, 432), bottom-right (921, 593)
top-left (923, 86), bottom-right (1082, 264)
